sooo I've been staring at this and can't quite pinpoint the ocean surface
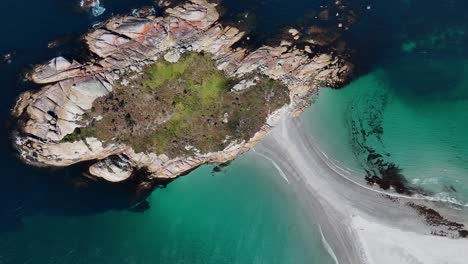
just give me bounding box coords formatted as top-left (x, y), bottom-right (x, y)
top-left (0, 1), bottom-right (335, 263)
top-left (1, 0), bottom-right (468, 263)
top-left (306, 0), bottom-right (468, 206)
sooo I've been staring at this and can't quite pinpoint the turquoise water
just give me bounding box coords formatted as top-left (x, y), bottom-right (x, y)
top-left (0, 0), bottom-right (342, 263)
top-left (305, 60), bottom-right (468, 204)
top-left (303, 0), bottom-right (468, 204)
top-left (2, 0), bottom-right (468, 263)
top-left (0, 154), bottom-right (334, 264)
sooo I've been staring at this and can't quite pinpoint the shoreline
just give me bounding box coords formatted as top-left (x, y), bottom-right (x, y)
top-left (254, 114), bottom-right (468, 264)
top-left (13, 0), bottom-right (353, 183)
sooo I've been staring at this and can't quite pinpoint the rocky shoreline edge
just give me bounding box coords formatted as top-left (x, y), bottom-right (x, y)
top-left (12, 0), bottom-right (353, 186)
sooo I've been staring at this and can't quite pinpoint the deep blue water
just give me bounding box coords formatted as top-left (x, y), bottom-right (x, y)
top-left (0, 0), bottom-right (159, 232)
top-left (0, 1), bottom-right (342, 263)
top-left (1, 0), bottom-right (468, 262)
top-left (0, 0), bottom-right (359, 235)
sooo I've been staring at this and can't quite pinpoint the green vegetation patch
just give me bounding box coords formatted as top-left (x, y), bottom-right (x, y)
top-left (62, 127), bottom-right (96, 143)
top-left (73, 53), bottom-right (289, 157)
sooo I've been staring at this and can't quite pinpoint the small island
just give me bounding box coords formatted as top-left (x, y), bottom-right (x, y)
top-left (12, 0), bottom-right (352, 184)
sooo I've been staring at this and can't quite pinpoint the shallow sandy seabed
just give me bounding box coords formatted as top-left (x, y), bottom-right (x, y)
top-left (255, 115), bottom-right (468, 264)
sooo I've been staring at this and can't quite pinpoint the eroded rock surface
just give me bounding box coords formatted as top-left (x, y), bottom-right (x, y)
top-left (13, 0), bottom-right (353, 183)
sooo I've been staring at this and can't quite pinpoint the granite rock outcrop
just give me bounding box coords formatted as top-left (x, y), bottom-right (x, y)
top-left (13, 0), bottom-right (353, 183)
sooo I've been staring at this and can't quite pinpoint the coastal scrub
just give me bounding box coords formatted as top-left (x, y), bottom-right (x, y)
top-left (75, 53), bottom-right (289, 157)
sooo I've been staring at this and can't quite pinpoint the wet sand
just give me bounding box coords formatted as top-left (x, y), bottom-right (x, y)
top-left (254, 115), bottom-right (468, 264)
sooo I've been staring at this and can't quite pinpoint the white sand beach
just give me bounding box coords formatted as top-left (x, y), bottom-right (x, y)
top-left (255, 115), bottom-right (468, 264)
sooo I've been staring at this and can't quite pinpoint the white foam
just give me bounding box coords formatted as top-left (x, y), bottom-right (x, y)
top-left (318, 224), bottom-right (339, 264)
top-left (252, 147), bottom-right (289, 184)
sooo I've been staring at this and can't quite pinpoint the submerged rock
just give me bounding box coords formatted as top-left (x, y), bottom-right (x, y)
top-left (132, 6), bottom-right (156, 18)
top-left (2, 51), bottom-right (15, 64)
top-left (80, 0), bottom-right (106, 17)
top-left (13, 0), bottom-right (353, 183)
top-left (91, 5), bottom-right (106, 17)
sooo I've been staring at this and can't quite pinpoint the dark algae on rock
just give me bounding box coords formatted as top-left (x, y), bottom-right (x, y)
top-left (406, 202), bottom-right (468, 238)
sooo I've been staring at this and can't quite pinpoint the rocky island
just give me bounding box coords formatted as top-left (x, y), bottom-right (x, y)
top-left (12, 0), bottom-right (352, 185)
